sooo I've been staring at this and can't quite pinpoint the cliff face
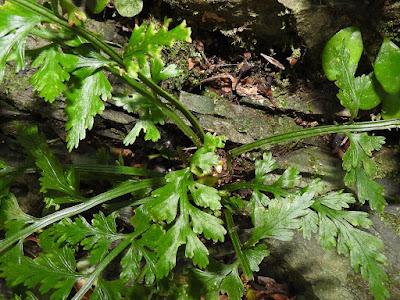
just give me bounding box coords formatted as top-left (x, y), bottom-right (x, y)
top-left (162, 0), bottom-right (399, 63)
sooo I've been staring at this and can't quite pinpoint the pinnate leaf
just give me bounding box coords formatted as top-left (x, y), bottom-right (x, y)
top-left (188, 205), bottom-right (226, 242)
top-left (113, 93), bottom-right (164, 145)
top-left (65, 69), bottom-right (112, 150)
top-left (135, 141), bottom-right (227, 277)
top-left (30, 45), bottom-right (78, 102)
top-left (0, 2), bottom-right (42, 81)
top-left (249, 192), bottom-right (314, 244)
top-left (342, 133), bottom-right (386, 211)
top-left (17, 126), bottom-right (80, 197)
top-left (310, 200), bottom-right (389, 299)
top-left (40, 211), bottom-right (121, 264)
top-left (123, 18), bottom-right (191, 77)
top-left (189, 244), bottom-right (269, 300)
top-left (189, 181), bottom-right (221, 211)
top-left (0, 245), bottom-right (81, 300)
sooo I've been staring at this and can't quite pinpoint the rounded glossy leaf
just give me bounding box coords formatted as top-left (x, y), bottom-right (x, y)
top-left (374, 38), bottom-right (400, 94)
top-left (114, 0), bottom-right (143, 17)
top-left (359, 73), bottom-right (382, 110)
top-left (322, 27), bottom-right (363, 81)
top-left (87, 0), bottom-right (108, 14)
top-left (382, 91), bottom-right (400, 119)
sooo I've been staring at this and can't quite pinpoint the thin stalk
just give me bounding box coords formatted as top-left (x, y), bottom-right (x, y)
top-left (230, 119), bottom-right (400, 156)
top-left (135, 263), bottom-right (149, 283)
top-left (221, 182), bottom-right (290, 198)
top-left (0, 178), bottom-right (165, 253)
top-left (10, 0), bottom-right (204, 144)
top-left (72, 235), bottom-right (135, 300)
top-left (223, 209), bottom-right (253, 281)
top-left (69, 164), bottom-right (163, 177)
top-left (138, 73), bottom-right (205, 140)
top-left (108, 67), bottom-right (202, 147)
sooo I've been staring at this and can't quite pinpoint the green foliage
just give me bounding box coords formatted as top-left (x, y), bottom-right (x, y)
top-left (322, 26), bottom-right (363, 81)
top-left (0, 245), bottom-right (81, 300)
top-left (113, 93), bottom-right (165, 145)
top-left (323, 27), bottom-right (400, 120)
top-left (302, 185), bottom-right (389, 299)
top-left (29, 45), bottom-right (78, 102)
top-left (382, 91), bottom-right (400, 119)
top-left (0, 1), bottom-right (42, 81)
top-left (342, 133), bottom-right (386, 212)
top-left (323, 36), bottom-right (381, 118)
top-left (374, 38), bottom-right (400, 95)
top-left (132, 133), bottom-right (227, 277)
top-left (0, 2), bottom-right (398, 299)
top-left (0, 0), bottom-right (192, 151)
top-left (87, 0), bottom-right (143, 17)
top-left (123, 17), bottom-right (191, 78)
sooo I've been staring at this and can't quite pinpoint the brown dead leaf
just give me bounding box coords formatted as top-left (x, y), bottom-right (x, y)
top-left (260, 53), bottom-right (285, 70)
top-left (244, 52), bottom-right (252, 59)
top-left (194, 39), bottom-right (205, 52)
top-left (200, 74), bottom-right (238, 91)
top-left (202, 11), bottom-right (226, 23)
top-left (236, 83), bottom-right (258, 96)
top-left (188, 58), bottom-right (196, 70)
top-left (257, 276), bottom-right (289, 295)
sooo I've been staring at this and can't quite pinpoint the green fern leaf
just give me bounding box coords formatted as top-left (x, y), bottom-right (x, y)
top-left (17, 126), bottom-right (80, 197)
top-left (0, 245), bottom-right (81, 300)
top-left (123, 18), bottom-right (191, 77)
top-left (311, 197), bottom-right (389, 299)
top-left (0, 2), bottom-right (42, 81)
top-left (65, 69), bottom-right (112, 150)
top-left (30, 45), bottom-right (78, 102)
top-left (40, 211), bottom-right (121, 264)
top-left (342, 133), bottom-right (386, 211)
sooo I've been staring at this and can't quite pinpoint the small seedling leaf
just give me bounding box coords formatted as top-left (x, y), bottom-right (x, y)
top-left (114, 0), bottom-right (143, 17)
top-left (374, 38), bottom-right (400, 94)
top-left (382, 91), bottom-right (400, 119)
top-left (322, 27), bottom-right (363, 81)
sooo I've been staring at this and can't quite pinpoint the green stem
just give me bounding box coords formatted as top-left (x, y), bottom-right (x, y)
top-left (10, 0), bottom-right (204, 145)
top-left (68, 164), bottom-right (163, 177)
top-left (72, 235), bottom-right (135, 300)
top-left (108, 67), bottom-right (202, 147)
top-left (0, 178), bottom-right (165, 253)
top-left (230, 119), bottom-right (400, 156)
top-left (138, 73), bottom-right (205, 140)
top-left (135, 263), bottom-right (149, 283)
top-left (223, 209), bottom-right (253, 280)
top-left (221, 182), bottom-right (290, 197)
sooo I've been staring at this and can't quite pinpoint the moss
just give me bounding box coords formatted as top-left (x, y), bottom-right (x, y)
top-left (0, 64), bottom-right (32, 94)
top-left (203, 88), bottom-right (224, 100)
top-left (374, 146), bottom-right (400, 180)
top-left (161, 40), bottom-right (207, 91)
top-left (379, 211), bottom-right (400, 236)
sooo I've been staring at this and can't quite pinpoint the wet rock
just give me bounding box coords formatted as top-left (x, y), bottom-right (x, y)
top-left (179, 91), bottom-right (300, 144)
